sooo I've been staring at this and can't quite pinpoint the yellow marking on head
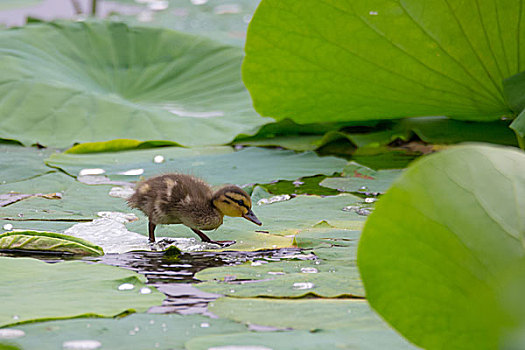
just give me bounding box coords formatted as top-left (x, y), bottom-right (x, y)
top-left (213, 191), bottom-right (252, 217)
top-left (138, 183), bottom-right (150, 194)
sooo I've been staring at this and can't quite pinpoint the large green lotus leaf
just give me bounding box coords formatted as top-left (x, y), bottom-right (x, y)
top-left (0, 20), bottom-right (269, 148)
top-left (0, 231), bottom-right (103, 256)
top-left (0, 257), bottom-right (164, 327)
top-left (46, 146), bottom-right (347, 185)
top-left (0, 145), bottom-right (54, 184)
top-left (358, 144), bottom-right (525, 349)
top-left (195, 254), bottom-right (363, 298)
top-left (7, 313), bottom-right (247, 350)
top-left (243, 0), bottom-right (525, 123)
top-left (187, 326), bottom-right (418, 350)
top-left (320, 162), bottom-right (403, 194)
top-left (118, 0), bottom-right (261, 47)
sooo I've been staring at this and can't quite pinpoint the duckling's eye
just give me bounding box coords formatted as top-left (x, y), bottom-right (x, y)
top-left (225, 195), bottom-right (248, 208)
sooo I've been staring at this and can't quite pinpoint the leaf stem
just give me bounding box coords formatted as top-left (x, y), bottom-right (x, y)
top-left (91, 0), bottom-right (97, 16)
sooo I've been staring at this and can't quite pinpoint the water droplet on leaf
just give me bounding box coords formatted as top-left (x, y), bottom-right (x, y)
top-left (292, 282), bottom-right (315, 290)
top-left (79, 168), bottom-right (105, 176)
top-left (118, 283), bottom-right (135, 291)
top-left (153, 155), bottom-right (165, 163)
top-left (62, 340), bottom-right (102, 350)
top-left (0, 329), bottom-right (25, 339)
top-left (300, 267), bottom-right (318, 274)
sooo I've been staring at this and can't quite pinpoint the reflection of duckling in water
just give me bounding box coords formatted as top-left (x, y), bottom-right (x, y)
top-left (127, 173), bottom-right (262, 247)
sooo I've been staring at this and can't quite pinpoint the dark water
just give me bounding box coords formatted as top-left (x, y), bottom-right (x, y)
top-left (91, 248), bottom-right (313, 315)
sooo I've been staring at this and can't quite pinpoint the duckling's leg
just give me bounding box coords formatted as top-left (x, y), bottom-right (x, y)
top-left (148, 221), bottom-right (156, 243)
top-left (191, 228), bottom-right (235, 248)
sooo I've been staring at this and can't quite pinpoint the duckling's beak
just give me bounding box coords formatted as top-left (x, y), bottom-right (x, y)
top-left (243, 209), bottom-right (262, 226)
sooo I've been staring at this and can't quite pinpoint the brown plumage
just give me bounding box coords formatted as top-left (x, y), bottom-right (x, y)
top-left (127, 173), bottom-right (261, 247)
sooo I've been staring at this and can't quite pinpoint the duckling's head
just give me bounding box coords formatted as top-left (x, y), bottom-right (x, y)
top-left (212, 185), bottom-right (262, 226)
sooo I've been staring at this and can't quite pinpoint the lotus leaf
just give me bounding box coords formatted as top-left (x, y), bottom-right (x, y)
top-left (0, 173), bottom-right (127, 221)
top-left (209, 298), bottom-right (392, 330)
top-left (358, 144), bottom-right (525, 349)
top-left (0, 257), bottom-right (164, 327)
top-left (0, 20), bottom-right (269, 147)
top-left (243, 0), bottom-right (525, 123)
top-left (320, 162), bottom-right (403, 194)
top-left (46, 146), bottom-right (347, 185)
top-left (119, 0), bottom-right (261, 47)
top-left (0, 230), bottom-right (103, 256)
top-left (65, 139), bottom-right (180, 154)
top-left (293, 228), bottom-right (360, 249)
top-left (7, 313), bottom-right (247, 350)
top-left (195, 255), bottom-right (363, 298)
top-left (0, 145), bottom-right (54, 184)
top-left (186, 326), bottom-right (418, 350)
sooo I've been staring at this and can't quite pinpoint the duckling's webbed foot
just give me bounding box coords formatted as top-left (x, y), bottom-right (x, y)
top-left (191, 228), bottom-right (235, 248)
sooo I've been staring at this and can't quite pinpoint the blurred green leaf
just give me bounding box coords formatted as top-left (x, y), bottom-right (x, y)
top-left (358, 144), bottom-right (525, 349)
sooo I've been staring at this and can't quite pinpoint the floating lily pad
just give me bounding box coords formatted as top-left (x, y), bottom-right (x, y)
top-left (7, 313), bottom-right (247, 350)
top-left (0, 20), bottom-right (269, 148)
top-left (46, 146), bottom-right (347, 185)
top-left (358, 144), bottom-right (525, 349)
top-left (195, 252), bottom-right (363, 297)
top-left (320, 162), bottom-right (403, 194)
top-left (293, 228), bottom-right (360, 250)
top-left (0, 257), bottom-right (164, 327)
top-left (0, 173), bottom-right (127, 221)
top-left (186, 324), bottom-right (418, 350)
top-left (243, 0), bottom-right (524, 123)
top-left (0, 145), bottom-right (54, 184)
top-left (209, 298), bottom-right (389, 330)
top-left (0, 231), bottom-right (103, 256)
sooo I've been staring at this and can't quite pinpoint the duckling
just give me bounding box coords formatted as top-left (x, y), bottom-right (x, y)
top-left (127, 173), bottom-right (261, 247)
